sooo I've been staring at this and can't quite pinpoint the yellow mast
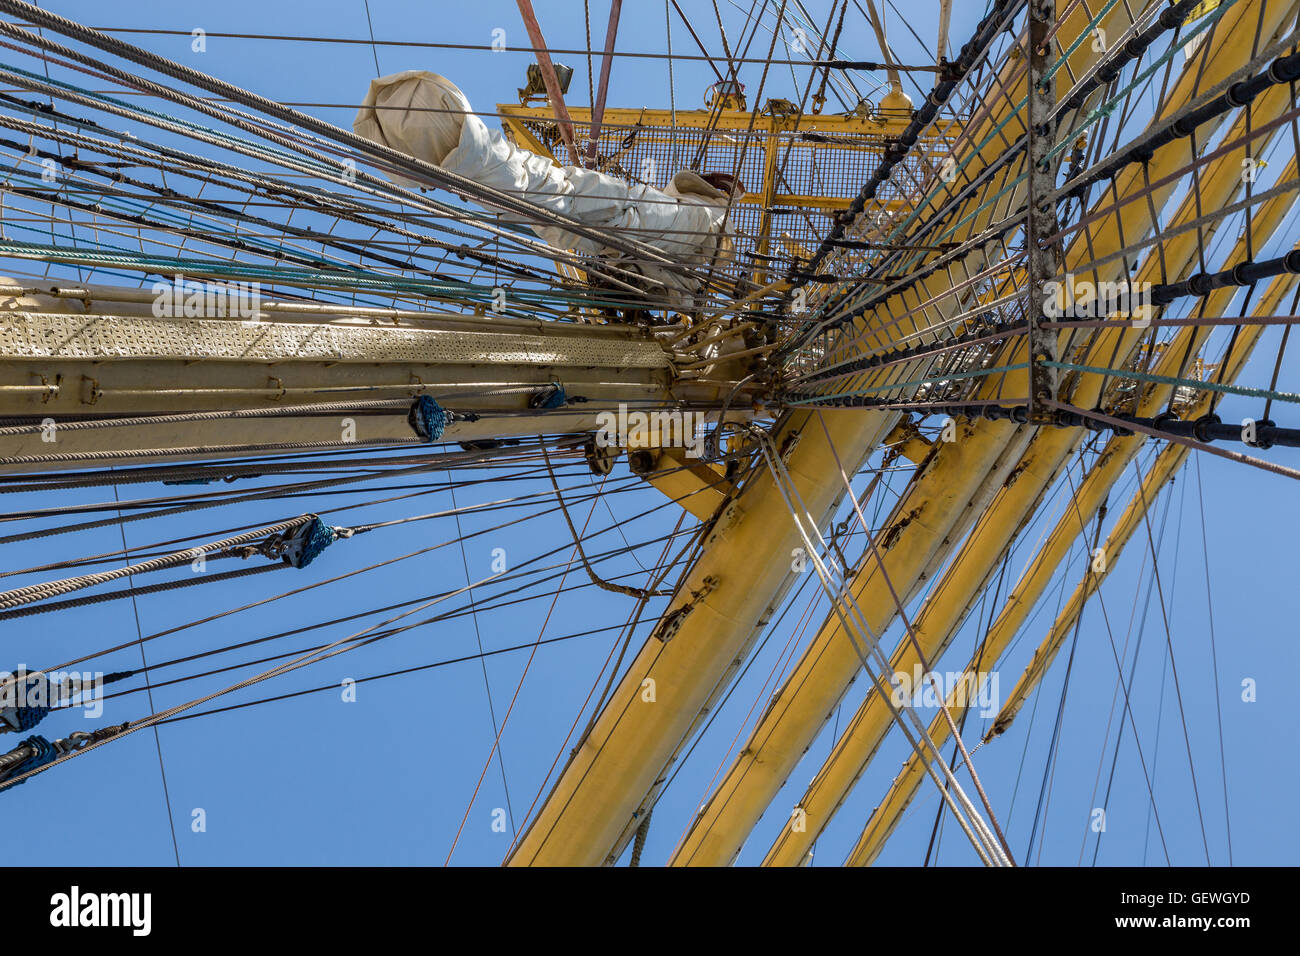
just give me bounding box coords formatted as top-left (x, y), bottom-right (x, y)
top-left (843, 258), bottom-right (1298, 866)
top-left (668, 0), bottom-right (1153, 867)
top-left (504, 52), bottom-right (976, 868)
top-left (762, 82), bottom-right (1300, 866)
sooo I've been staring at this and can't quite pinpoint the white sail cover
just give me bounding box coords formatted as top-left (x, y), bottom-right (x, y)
top-left (354, 71), bottom-right (733, 303)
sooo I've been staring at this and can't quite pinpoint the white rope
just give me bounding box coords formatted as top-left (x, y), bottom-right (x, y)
top-left (747, 425), bottom-right (1011, 866)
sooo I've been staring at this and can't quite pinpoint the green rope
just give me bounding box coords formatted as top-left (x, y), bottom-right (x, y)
top-left (1044, 359), bottom-right (1300, 406)
top-left (1041, 0), bottom-right (1239, 166)
top-left (786, 362), bottom-right (1029, 405)
top-left (0, 238), bottom-right (636, 312)
top-left (1043, 0), bottom-right (1124, 84)
top-left (0, 165), bottom-right (362, 274)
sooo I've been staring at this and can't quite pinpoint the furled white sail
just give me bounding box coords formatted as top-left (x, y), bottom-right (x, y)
top-left (354, 71), bottom-right (734, 305)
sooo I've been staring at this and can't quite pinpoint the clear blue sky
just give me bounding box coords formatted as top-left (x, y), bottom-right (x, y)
top-left (4, 0), bottom-right (1297, 867)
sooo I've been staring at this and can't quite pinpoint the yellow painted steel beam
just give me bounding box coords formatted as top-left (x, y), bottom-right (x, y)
top-left (498, 103), bottom-right (959, 138)
top-left (755, 110), bottom-right (787, 285)
top-left (666, 0), bottom-right (1148, 867)
top-left (734, 194), bottom-right (913, 211)
top-left (842, 254), bottom-right (1299, 866)
top-left (505, 0), bottom-right (1047, 869)
top-left (882, 417), bottom-right (933, 465)
top-left (639, 447), bottom-right (736, 522)
top-left (505, 405), bottom-right (901, 865)
top-left (760, 79), bottom-right (1300, 865)
top-left (501, 113), bottom-right (558, 160)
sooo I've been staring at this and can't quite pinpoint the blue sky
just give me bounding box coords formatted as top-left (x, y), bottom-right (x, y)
top-left (3, 0), bottom-right (1298, 868)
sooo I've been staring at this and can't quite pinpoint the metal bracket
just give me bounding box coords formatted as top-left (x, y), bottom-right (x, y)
top-left (703, 500), bottom-right (743, 548)
top-left (583, 437), bottom-right (620, 475)
top-left (38, 373), bottom-right (60, 403)
top-left (652, 575), bottom-right (719, 644)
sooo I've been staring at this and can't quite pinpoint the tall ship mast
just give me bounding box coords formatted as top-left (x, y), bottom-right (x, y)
top-left (1, 0), bottom-right (1296, 869)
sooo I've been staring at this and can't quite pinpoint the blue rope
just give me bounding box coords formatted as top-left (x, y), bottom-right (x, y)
top-left (15, 703), bottom-right (48, 732)
top-left (289, 517), bottom-right (337, 569)
top-left (533, 384), bottom-right (568, 409)
top-left (2, 673), bottom-right (51, 732)
top-left (409, 396), bottom-right (449, 442)
top-left (3, 735), bottom-right (56, 788)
